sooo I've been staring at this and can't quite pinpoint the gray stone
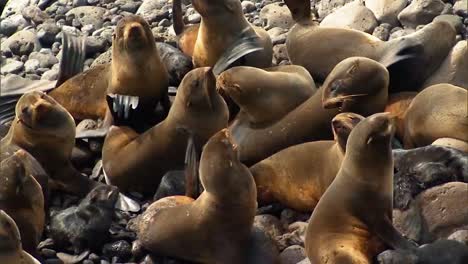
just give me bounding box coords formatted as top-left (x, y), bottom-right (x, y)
top-left (158, 18), bottom-right (171, 27)
top-left (372, 23), bottom-right (392, 40)
top-left (273, 44), bottom-right (289, 65)
top-left (29, 49), bottom-right (59, 68)
top-left (242, 1), bottom-right (256, 13)
top-left (318, 0), bottom-right (354, 18)
top-left (1, 59), bottom-right (24, 75)
top-left (73, 0), bottom-right (88, 7)
top-left (260, 3), bottom-right (295, 30)
top-left (253, 214), bottom-right (285, 239)
top-left (187, 13), bottom-right (201, 24)
top-left (320, 1), bottom-right (378, 33)
top-left (1, 30), bottom-right (41, 56)
top-left (91, 49), bottom-right (112, 67)
top-left (66, 6), bottom-right (108, 30)
top-left (120, 1), bottom-right (141, 13)
top-left (41, 68), bottom-right (59, 80)
top-left (389, 27), bottom-right (415, 39)
top-left (37, 22), bottom-right (61, 46)
top-left (1, 0), bottom-right (31, 19)
top-left (22, 6), bottom-right (49, 24)
top-left (136, 0), bottom-right (170, 22)
top-left (87, 0), bottom-right (99, 5)
top-left (398, 0), bottom-right (445, 28)
top-left (365, 0), bottom-right (407, 26)
top-left (394, 182), bottom-right (468, 244)
top-left (24, 59), bottom-right (40, 73)
top-left (453, 0), bottom-right (468, 17)
top-left (279, 245), bottom-right (307, 264)
top-left (0, 14), bottom-right (30, 36)
top-left (85, 36), bottom-right (108, 56)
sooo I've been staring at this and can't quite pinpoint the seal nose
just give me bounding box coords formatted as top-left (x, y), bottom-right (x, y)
top-left (127, 24), bottom-right (143, 38)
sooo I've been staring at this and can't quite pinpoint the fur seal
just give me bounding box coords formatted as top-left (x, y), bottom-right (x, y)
top-left (49, 185), bottom-right (119, 253)
top-left (0, 210), bottom-right (41, 264)
top-left (217, 65), bottom-right (317, 125)
top-left (403, 84), bottom-right (467, 148)
top-left (0, 151), bottom-right (45, 255)
top-left (102, 67), bottom-right (228, 195)
top-left (228, 58), bottom-right (389, 165)
top-left (284, 0), bottom-right (456, 91)
top-left (49, 15), bottom-right (169, 123)
top-left (321, 57), bottom-right (389, 116)
top-left (1, 91), bottom-right (98, 196)
top-left (305, 113), bottom-right (416, 263)
top-left (173, 0), bottom-right (273, 69)
top-left (250, 113), bottom-right (364, 212)
top-left (136, 129), bottom-right (278, 263)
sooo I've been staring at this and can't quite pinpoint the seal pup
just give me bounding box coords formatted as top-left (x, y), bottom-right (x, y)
top-left (284, 0), bottom-right (456, 91)
top-left (49, 185), bottom-right (119, 253)
top-left (1, 91), bottom-right (98, 196)
top-left (228, 59), bottom-right (390, 165)
top-left (49, 15), bottom-right (169, 125)
top-left (173, 0), bottom-right (273, 69)
top-left (0, 151), bottom-right (45, 255)
top-left (136, 129), bottom-right (278, 263)
top-left (217, 65), bottom-right (317, 126)
top-left (403, 84), bottom-right (467, 148)
top-left (0, 210), bottom-right (41, 264)
top-left (305, 113), bottom-right (416, 263)
top-left (102, 67), bottom-right (228, 195)
top-left (250, 113), bottom-right (364, 212)
top-left (321, 57), bottom-right (389, 117)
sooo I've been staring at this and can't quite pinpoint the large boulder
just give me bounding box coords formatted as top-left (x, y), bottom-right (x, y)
top-left (320, 1), bottom-right (378, 33)
top-left (365, 0), bottom-right (407, 26)
top-left (398, 0), bottom-right (445, 28)
top-left (260, 2), bottom-right (295, 30)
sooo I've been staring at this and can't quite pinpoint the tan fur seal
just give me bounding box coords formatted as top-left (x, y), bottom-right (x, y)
top-left (173, 0), bottom-right (273, 68)
top-left (403, 84), bottom-right (468, 148)
top-left (228, 57), bottom-right (388, 165)
top-left (136, 129), bottom-right (278, 263)
top-left (49, 15), bottom-right (169, 121)
top-left (102, 67), bottom-right (228, 195)
top-left (250, 113), bottom-right (364, 212)
top-left (305, 113), bottom-right (416, 264)
top-left (0, 210), bottom-right (41, 264)
top-left (384, 92), bottom-right (417, 142)
top-left (284, 0), bottom-right (456, 91)
top-left (217, 65), bottom-right (317, 125)
top-left (1, 91), bottom-right (98, 196)
top-left (0, 151), bottom-right (45, 255)
top-left (321, 57), bottom-right (389, 116)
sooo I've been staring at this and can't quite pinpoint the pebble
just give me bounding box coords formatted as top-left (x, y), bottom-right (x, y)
top-left (22, 6), bottom-right (49, 25)
top-left (24, 59), bottom-right (40, 73)
top-left (73, 0), bottom-right (88, 7)
top-left (120, 1), bottom-right (142, 13)
top-left (136, 0), bottom-right (171, 23)
top-left (0, 14), bottom-right (30, 36)
top-left (41, 68), bottom-right (59, 80)
top-left (279, 245), bottom-right (307, 264)
top-left (29, 48), bottom-right (59, 68)
top-left (273, 44), bottom-right (289, 65)
top-left (37, 22), bottom-right (61, 46)
top-left (187, 13), bottom-right (201, 24)
top-left (66, 6), bottom-right (108, 30)
top-left (1, 59), bottom-right (24, 75)
top-left (102, 240), bottom-right (132, 260)
top-left (1, 0), bottom-right (31, 19)
top-left (88, 0), bottom-right (100, 5)
top-left (85, 36), bottom-right (108, 56)
top-left (372, 23), bottom-right (392, 41)
top-left (242, 1), bottom-right (257, 13)
top-left (254, 214), bottom-right (285, 239)
top-left (398, 0), bottom-right (445, 28)
top-left (3, 30), bottom-right (39, 56)
top-left (320, 1), bottom-right (378, 33)
top-left (453, 0), bottom-right (468, 17)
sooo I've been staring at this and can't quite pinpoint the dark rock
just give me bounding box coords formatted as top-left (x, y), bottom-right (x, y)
top-left (0, 14), bottom-right (29, 36)
top-left (38, 22), bottom-right (61, 46)
top-left (253, 214), bottom-right (285, 239)
top-left (41, 248), bottom-right (57, 258)
top-left (279, 245), bottom-right (306, 264)
top-left (153, 170), bottom-right (186, 200)
top-left (85, 36), bottom-right (108, 56)
top-left (156, 42), bottom-right (193, 86)
top-left (102, 240), bottom-right (132, 260)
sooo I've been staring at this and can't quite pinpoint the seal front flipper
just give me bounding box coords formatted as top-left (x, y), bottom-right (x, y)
top-left (183, 130), bottom-right (200, 199)
top-left (370, 213), bottom-right (418, 250)
top-left (55, 32), bottom-right (86, 88)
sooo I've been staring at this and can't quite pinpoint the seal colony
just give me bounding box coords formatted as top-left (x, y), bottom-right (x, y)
top-left (1, 0), bottom-right (468, 263)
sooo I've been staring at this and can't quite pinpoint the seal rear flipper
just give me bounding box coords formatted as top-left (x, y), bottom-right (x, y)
top-left (379, 38), bottom-right (424, 92)
top-left (212, 35), bottom-right (264, 76)
top-left (55, 31), bottom-right (86, 88)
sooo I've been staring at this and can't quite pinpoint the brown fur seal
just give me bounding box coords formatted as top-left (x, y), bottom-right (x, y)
top-left (228, 58), bottom-right (389, 165)
top-left (284, 0), bottom-right (456, 91)
top-left (49, 15), bottom-right (169, 122)
top-left (0, 151), bottom-right (45, 255)
top-left (384, 92), bottom-right (417, 142)
top-left (136, 129), bottom-right (278, 263)
top-left (250, 113), bottom-right (364, 212)
top-left (217, 65), bottom-right (317, 125)
top-left (305, 113), bottom-right (416, 264)
top-left (102, 67), bottom-right (228, 195)
top-left (321, 57), bottom-right (389, 116)
top-left (1, 91), bottom-right (98, 196)
top-left (173, 0), bottom-right (273, 68)
top-left (0, 210), bottom-right (41, 264)
top-left (403, 84), bottom-right (468, 148)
